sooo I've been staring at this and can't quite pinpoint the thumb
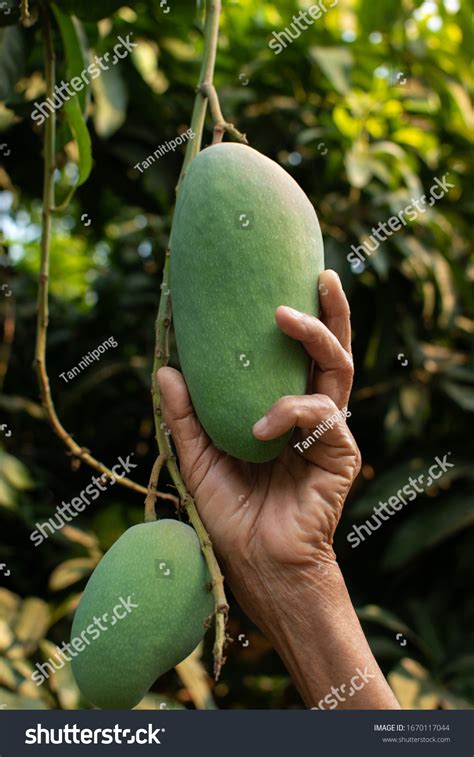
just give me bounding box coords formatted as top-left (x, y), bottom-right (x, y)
top-left (157, 367), bottom-right (210, 477)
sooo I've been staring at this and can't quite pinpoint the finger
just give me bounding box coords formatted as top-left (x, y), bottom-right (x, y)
top-left (157, 367), bottom-right (211, 473)
top-left (275, 306), bottom-right (353, 408)
top-left (318, 270), bottom-right (352, 355)
top-left (252, 393), bottom-right (358, 468)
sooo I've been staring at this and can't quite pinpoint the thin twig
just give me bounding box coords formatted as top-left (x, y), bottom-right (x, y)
top-left (151, 0), bottom-right (241, 679)
top-left (152, 258), bottom-right (229, 679)
top-left (0, 263), bottom-right (14, 393)
top-left (200, 82), bottom-right (247, 145)
top-left (0, 394), bottom-right (45, 420)
top-left (20, 0), bottom-right (30, 25)
top-left (144, 453), bottom-right (169, 522)
top-left (52, 185), bottom-right (76, 214)
top-left (35, 7), bottom-right (175, 503)
top-left (178, 0), bottom-right (247, 190)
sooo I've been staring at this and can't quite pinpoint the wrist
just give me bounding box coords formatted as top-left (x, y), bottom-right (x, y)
top-left (223, 551), bottom-right (400, 710)
top-left (222, 544), bottom-right (342, 642)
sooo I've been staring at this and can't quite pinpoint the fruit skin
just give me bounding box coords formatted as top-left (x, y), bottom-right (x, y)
top-left (71, 520), bottom-right (213, 709)
top-left (170, 143), bottom-right (325, 463)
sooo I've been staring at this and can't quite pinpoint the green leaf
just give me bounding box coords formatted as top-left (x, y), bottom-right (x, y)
top-left (383, 490), bottom-right (474, 571)
top-left (51, 4), bottom-right (88, 115)
top-left (408, 599), bottom-right (445, 666)
top-left (39, 639), bottom-right (81, 709)
top-left (0, 452), bottom-right (34, 491)
top-left (91, 64), bottom-right (128, 138)
top-left (345, 142), bottom-right (371, 188)
top-left (51, 3), bottom-right (92, 186)
top-left (0, 26), bottom-right (24, 100)
top-left (0, 476), bottom-right (16, 509)
top-left (356, 604), bottom-right (413, 636)
top-left (441, 380), bottom-right (474, 411)
top-left (15, 598), bottom-right (50, 645)
top-left (0, 687), bottom-right (49, 710)
top-left (391, 127), bottom-right (439, 166)
top-left (445, 79), bottom-right (474, 137)
top-left (63, 94), bottom-right (93, 185)
top-left (48, 557), bottom-right (97, 591)
top-left (358, 0), bottom-right (403, 34)
top-left (348, 458), bottom-right (472, 519)
top-left (310, 47), bottom-right (352, 95)
top-left (388, 659), bottom-right (441, 710)
top-left (367, 635), bottom-right (406, 661)
top-left (21, 234), bottom-right (94, 303)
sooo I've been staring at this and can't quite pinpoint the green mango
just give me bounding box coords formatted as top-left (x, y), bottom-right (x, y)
top-left (170, 143), bottom-right (325, 463)
top-left (70, 519), bottom-right (213, 709)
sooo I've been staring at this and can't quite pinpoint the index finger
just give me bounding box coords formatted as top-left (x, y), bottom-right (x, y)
top-left (318, 270), bottom-right (352, 356)
top-left (275, 306), bottom-right (353, 409)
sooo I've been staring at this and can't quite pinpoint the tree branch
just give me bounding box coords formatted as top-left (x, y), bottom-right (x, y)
top-left (35, 6), bottom-right (175, 503)
top-left (200, 81), bottom-right (247, 145)
top-left (144, 453), bottom-right (169, 522)
top-left (178, 0), bottom-right (247, 190)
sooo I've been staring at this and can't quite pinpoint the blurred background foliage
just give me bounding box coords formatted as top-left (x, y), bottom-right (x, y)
top-left (0, 0), bottom-right (473, 710)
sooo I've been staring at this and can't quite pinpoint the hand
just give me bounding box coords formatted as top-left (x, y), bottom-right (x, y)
top-left (158, 270), bottom-right (361, 627)
top-left (160, 271), bottom-right (399, 710)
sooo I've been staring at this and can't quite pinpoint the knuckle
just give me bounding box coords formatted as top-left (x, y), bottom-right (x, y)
top-left (317, 394), bottom-right (339, 416)
top-left (337, 352), bottom-right (354, 376)
top-left (302, 314), bottom-right (319, 338)
top-left (274, 395), bottom-right (296, 415)
top-left (348, 443), bottom-right (362, 477)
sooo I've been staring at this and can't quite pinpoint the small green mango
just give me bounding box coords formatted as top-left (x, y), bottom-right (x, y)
top-left (71, 520), bottom-right (213, 709)
top-left (170, 143), bottom-right (324, 463)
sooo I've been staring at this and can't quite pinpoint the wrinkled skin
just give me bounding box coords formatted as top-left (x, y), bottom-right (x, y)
top-left (159, 270), bottom-right (361, 624)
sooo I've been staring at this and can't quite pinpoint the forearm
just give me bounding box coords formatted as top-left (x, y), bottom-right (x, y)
top-left (224, 555), bottom-right (400, 710)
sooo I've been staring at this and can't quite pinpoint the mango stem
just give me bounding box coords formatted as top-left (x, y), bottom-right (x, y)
top-left (151, 253), bottom-right (230, 679)
top-left (144, 453), bottom-right (169, 522)
top-left (150, 0), bottom-right (240, 680)
top-left (200, 81), bottom-right (248, 145)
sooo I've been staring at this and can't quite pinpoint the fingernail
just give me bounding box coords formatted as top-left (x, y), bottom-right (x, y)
top-left (253, 416), bottom-right (269, 436)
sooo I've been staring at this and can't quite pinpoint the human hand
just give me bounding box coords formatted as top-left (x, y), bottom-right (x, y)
top-left (158, 269), bottom-right (361, 628)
